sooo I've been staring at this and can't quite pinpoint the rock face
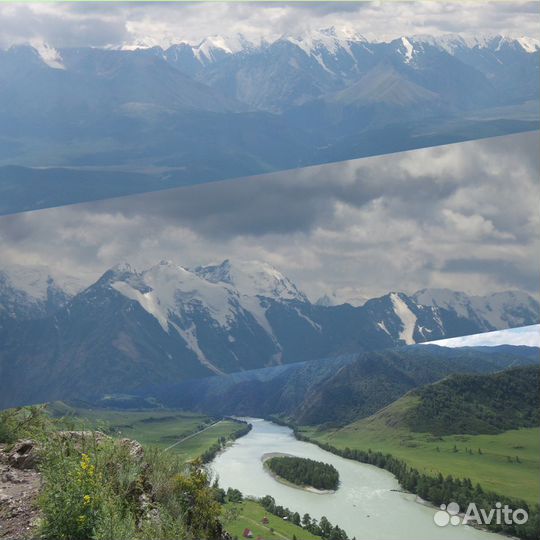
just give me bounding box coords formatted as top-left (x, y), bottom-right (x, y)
top-left (119, 438), bottom-right (145, 463)
top-left (7, 440), bottom-right (40, 470)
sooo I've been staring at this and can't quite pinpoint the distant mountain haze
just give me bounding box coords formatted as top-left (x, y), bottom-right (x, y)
top-left (0, 31), bottom-right (538, 213)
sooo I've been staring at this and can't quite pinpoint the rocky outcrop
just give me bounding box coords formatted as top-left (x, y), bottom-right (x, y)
top-left (0, 443), bottom-right (41, 539)
top-left (7, 440), bottom-right (40, 470)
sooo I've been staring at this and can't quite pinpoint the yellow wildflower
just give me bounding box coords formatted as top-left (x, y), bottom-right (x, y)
top-left (78, 515), bottom-right (86, 524)
top-left (80, 454), bottom-right (90, 470)
top-left (88, 465), bottom-right (95, 477)
top-left (83, 495), bottom-right (91, 505)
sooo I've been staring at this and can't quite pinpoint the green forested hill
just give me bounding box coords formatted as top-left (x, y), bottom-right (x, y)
top-left (302, 365), bottom-right (540, 505)
top-left (408, 366), bottom-right (539, 435)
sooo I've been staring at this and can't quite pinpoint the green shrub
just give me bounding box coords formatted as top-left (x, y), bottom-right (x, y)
top-left (174, 459), bottom-right (223, 539)
top-left (0, 405), bottom-right (53, 443)
top-left (2, 405), bottom-right (225, 539)
top-left (39, 447), bottom-right (102, 539)
top-left (39, 434), bottom-right (144, 540)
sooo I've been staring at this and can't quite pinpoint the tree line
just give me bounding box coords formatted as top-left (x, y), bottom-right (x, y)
top-left (266, 455), bottom-right (339, 491)
top-left (295, 431), bottom-right (539, 540)
top-left (259, 495), bottom-right (351, 540)
top-left (199, 419), bottom-right (252, 463)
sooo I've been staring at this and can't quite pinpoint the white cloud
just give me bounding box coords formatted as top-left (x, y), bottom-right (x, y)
top-left (0, 2), bottom-right (538, 50)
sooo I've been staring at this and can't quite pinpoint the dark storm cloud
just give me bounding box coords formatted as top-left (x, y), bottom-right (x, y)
top-left (443, 258), bottom-right (540, 293)
top-left (0, 132), bottom-right (538, 301)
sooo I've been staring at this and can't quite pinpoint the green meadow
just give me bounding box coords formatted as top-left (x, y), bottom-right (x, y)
top-left (300, 412), bottom-right (540, 505)
top-left (46, 401), bottom-right (241, 463)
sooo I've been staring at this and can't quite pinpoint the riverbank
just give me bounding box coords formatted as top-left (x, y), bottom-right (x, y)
top-left (299, 420), bottom-right (540, 506)
top-left (293, 427), bottom-right (538, 540)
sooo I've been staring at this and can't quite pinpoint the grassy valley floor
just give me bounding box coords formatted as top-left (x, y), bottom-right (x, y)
top-left (47, 402), bottom-right (242, 462)
top-left (223, 500), bottom-right (319, 540)
top-left (300, 414), bottom-right (539, 505)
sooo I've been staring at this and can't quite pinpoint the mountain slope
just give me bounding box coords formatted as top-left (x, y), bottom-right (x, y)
top-left (143, 345), bottom-right (539, 426)
top-left (0, 259), bottom-right (538, 408)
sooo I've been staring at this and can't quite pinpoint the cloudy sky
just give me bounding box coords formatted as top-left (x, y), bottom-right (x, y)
top-left (0, 1), bottom-right (538, 49)
top-left (0, 131), bottom-right (538, 302)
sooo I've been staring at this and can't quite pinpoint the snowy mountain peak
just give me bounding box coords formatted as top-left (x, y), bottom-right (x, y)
top-left (283, 26), bottom-right (365, 57)
top-left (0, 264), bottom-right (81, 300)
top-left (193, 34), bottom-right (255, 63)
top-left (315, 289), bottom-right (367, 307)
top-left (515, 36), bottom-right (540, 53)
top-left (120, 37), bottom-right (170, 51)
top-left (112, 261), bottom-right (136, 273)
top-left (408, 33), bottom-right (540, 55)
top-left (105, 261), bottom-right (138, 279)
top-left (194, 259), bottom-right (234, 285)
top-left (103, 258), bottom-right (308, 338)
top-left (109, 260), bottom-right (236, 332)
top-left (316, 26), bottom-right (367, 43)
top-left (412, 288), bottom-right (540, 330)
top-left (194, 259), bottom-right (307, 302)
top-left (0, 264), bottom-right (82, 320)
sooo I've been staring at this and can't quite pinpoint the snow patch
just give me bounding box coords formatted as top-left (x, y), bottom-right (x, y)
top-left (31, 41), bottom-right (65, 70)
top-left (400, 37), bottom-right (414, 63)
top-left (169, 320), bottom-right (224, 374)
top-left (390, 293), bottom-right (417, 344)
top-left (515, 37), bottom-right (540, 53)
top-left (377, 321), bottom-right (390, 335)
top-left (293, 307), bottom-right (321, 332)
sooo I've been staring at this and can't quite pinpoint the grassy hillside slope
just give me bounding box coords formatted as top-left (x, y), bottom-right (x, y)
top-left (300, 366), bottom-right (540, 504)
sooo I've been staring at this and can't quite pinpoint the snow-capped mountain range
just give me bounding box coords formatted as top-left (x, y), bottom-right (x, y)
top-left (120, 29), bottom-right (540, 64)
top-left (3, 29), bottom-right (538, 113)
top-left (28, 30), bottom-right (538, 76)
top-left (0, 259), bottom-right (538, 407)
